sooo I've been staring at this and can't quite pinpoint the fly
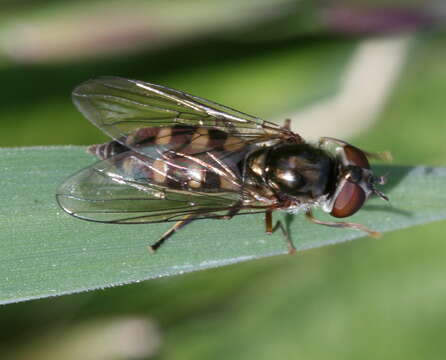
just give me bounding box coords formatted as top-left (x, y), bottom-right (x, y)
top-left (56, 77), bottom-right (390, 253)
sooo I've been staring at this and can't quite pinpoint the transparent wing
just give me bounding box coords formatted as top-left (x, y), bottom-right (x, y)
top-left (72, 76), bottom-right (286, 151)
top-left (56, 150), bottom-right (262, 224)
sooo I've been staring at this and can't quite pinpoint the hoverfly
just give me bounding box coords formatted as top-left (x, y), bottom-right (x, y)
top-left (56, 77), bottom-right (390, 253)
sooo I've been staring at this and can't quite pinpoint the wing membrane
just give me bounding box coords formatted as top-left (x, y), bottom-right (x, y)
top-left (72, 77), bottom-right (285, 149)
top-left (60, 77), bottom-right (279, 224)
top-left (56, 150), bottom-right (261, 224)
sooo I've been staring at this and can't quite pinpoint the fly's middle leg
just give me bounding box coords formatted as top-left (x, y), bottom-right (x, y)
top-left (265, 210), bottom-right (296, 255)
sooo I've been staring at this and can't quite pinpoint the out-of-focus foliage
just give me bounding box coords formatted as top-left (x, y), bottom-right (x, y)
top-left (0, 1), bottom-right (445, 359)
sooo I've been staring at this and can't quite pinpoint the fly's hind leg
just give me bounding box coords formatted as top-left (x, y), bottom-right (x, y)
top-left (220, 201), bottom-right (242, 220)
top-left (148, 215), bottom-right (196, 253)
top-left (148, 204), bottom-right (243, 253)
top-left (305, 209), bottom-right (381, 238)
top-left (265, 210), bottom-right (296, 255)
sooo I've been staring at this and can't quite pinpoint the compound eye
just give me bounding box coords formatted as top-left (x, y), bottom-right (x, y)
top-left (344, 145), bottom-right (370, 169)
top-left (331, 181), bottom-right (365, 218)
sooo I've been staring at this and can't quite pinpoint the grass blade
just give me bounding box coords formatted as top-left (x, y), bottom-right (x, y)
top-left (1, 146), bottom-right (445, 304)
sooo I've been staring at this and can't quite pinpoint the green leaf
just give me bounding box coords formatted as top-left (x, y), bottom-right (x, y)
top-left (1, 146), bottom-right (445, 305)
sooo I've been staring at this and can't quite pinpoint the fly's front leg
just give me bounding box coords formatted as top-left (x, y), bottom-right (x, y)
top-left (265, 210), bottom-right (296, 255)
top-left (305, 210), bottom-right (381, 238)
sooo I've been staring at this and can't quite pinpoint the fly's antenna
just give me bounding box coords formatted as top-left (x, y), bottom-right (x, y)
top-left (369, 175), bottom-right (389, 201)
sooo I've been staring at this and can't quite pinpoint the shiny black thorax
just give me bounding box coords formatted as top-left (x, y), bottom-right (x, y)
top-left (246, 143), bottom-right (337, 202)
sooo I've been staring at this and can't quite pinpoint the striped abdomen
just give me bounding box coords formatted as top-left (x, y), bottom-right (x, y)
top-left (88, 124), bottom-right (246, 160)
top-left (92, 125), bottom-right (252, 192)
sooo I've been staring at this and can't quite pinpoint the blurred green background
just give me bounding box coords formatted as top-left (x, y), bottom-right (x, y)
top-left (1, 0), bottom-right (446, 359)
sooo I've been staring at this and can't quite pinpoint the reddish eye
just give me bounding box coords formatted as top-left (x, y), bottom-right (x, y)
top-left (331, 181), bottom-right (365, 218)
top-left (344, 145), bottom-right (370, 169)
